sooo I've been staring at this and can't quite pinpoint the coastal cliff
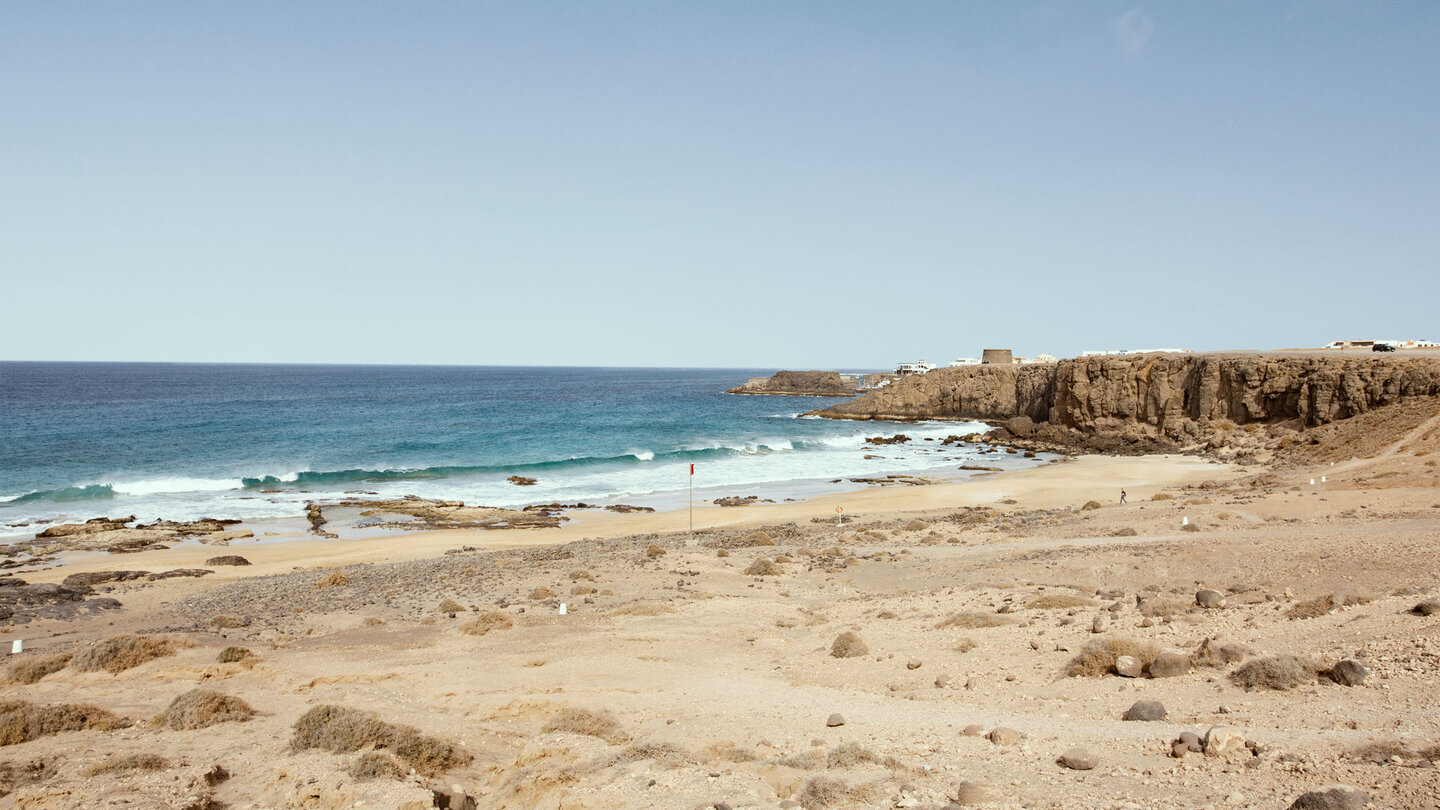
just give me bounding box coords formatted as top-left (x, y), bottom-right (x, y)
top-left (728, 370), bottom-right (858, 397)
top-left (811, 354), bottom-right (1440, 457)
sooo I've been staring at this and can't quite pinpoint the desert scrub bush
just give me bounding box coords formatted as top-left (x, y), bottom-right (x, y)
top-left (1081, 500), bottom-right (1103, 511)
top-left (611, 741), bottom-right (691, 766)
top-left (569, 569), bottom-right (594, 580)
top-left (350, 751), bottom-right (407, 780)
top-left (461, 611), bottom-right (513, 635)
top-left (1151, 493), bottom-right (1174, 501)
top-left (934, 611), bottom-right (1013, 629)
top-left (70, 635), bottom-right (179, 674)
top-left (291, 704), bottom-right (470, 776)
top-left (1027, 593), bottom-right (1097, 610)
top-left (542, 707), bottom-right (629, 744)
top-left (315, 571), bottom-right (349, 588)
top-left (1138, 596), bottom-right (1191, 618)
top-left (361, 617), bottom-right (386, 627)
top-left (1191, 637), bottom-right (1253, 668)
top-left (826, 742), bottom-right (899, 769)
top-left (904, 520), bottom-right (929, 532)
top-left (0, 700), bottom-right (132, 745)
top-left (82, 752), bottom-right (167, 777)
top-left (953, 636), bottom-right (978, 653)
top-left (1181, 523), bottom-right (1200, 532)
top-left (437, 599), bottom-right (464, 613)
top-left (1285, 597), bottom-right (1334, 620)
top-left (800, 775), bottom-right (854, 808)
top-left (608, 601), bottom-right (673, 616)
top-left (217, 646), bottom-right (253, 664)
top-left (6, 653), bottom-right (72, 685)
top-left (1229, 655), bottom-right (1319, 691)
top-left (528, 587), bottom-right (557, 600)
top-left (570, 585), bottom-right (597, 595)
top-left (745, 558), bottom-right (782, 576)
top-left (716, 548), bottom-right (730, 558)
top-left (208, 615), bottom-right (248, 629)
top-left (829, 631), bottom-right (869, 658)
top-left (154, 689), bottom-right (256, 730)
top-left (1064, 637), bottom-right (1160, 677)
top-left (644, 544), bottom-right (667, 558)
top-left (1112, 527), bottom-right (1139, 537)
top-left (745, 532), bottom-right (775, 546)
top-left (707, 742), bottom-right (758, 763)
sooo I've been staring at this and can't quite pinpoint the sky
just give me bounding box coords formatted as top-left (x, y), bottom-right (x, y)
top-left (2, 1), bottom-right (1437, 368)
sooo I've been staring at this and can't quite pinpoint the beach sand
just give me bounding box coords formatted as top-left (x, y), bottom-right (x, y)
top-left (3, 426), bottom-right (1440, 808)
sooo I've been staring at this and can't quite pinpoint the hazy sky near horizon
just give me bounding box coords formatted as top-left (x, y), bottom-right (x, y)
top-left (2, 2), bottom-right (1437, 368)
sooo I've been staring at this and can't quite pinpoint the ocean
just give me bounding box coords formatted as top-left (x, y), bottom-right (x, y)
top-left (0, 362), bottom-right (1031, 539)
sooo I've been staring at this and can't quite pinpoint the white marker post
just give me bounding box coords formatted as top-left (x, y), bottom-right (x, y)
top-left (1310, 479), bottom-right (1316, 486)
top-left (688, 463), bottom-right (695, 547)
top-left (1321, 476), bottom-right (1326, 483)
top-left (10, 640), bottom-right (21, 655)
top-left (1182, 516), bottom-right (1188, 526)
top-left (558, 603), bottom-right (567, 615)
top-left (836, 506), bottom-right (844, 526)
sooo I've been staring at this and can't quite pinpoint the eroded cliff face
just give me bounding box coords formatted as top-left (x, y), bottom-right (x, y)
top-left (814, 355), bottom-right (1440, 452)
top-left (728, 370), bottom-right (857, 397)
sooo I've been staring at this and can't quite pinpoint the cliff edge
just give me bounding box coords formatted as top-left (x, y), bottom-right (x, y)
top-left (729, 370), bottom-right (858, 397)
top-left (810, 354), bottom-right (1440, 458)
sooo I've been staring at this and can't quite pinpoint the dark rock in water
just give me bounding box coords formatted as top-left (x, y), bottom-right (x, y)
top-left (1058, 747), bottom-right (1098, 770)
top-left (506, 475), bottom-right (538, 486)
top-left (728, 370), bottom-right (858, 397)
top-left (63, 571), bottom-right (150, 587)
top-left (1326, 659), bottom-right (1369, 687)
top-left (147, 569), bottom-right (214, 580)
top-left (866, 434), bottom-right (911, 445)
top-left (1287, 786), bottom-right (1369, 810)
top-left (205, 556), bottom-right (252, 566)
top-left (1123, 700), bottom-right (1167, 721)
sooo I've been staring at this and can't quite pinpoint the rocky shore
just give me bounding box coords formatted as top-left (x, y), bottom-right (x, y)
top-left (728, 370), bottom-right (859, 397)
top-left (812, 353), bottom-right (1440, 460)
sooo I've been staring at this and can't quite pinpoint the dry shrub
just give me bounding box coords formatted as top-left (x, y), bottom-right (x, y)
top-left (609, 602), bottom-right (673, 616)
top-left (830, 631), bottom-right (869, 658)
top-left (571, 585), bottom-right (597, 595)
top-left (542, 707), bottom-right (629, 744)
top-left (772, 750), bottom-right (823, 770)
top-left (1151, 493), bottom-right (1174, 501)
top-left (953, 636), bottom-right (978, 653)
top-left (438, 599), bottom-right (464, 613)
top-left (70, 635), bottom-right (178, 674)
top-left (1027, 593), bottom-right (1096, 610)
top-left (707, 743), bottom-right (758, 763)
top-left (645, 544), bottom-right (666, 558)
top-left (1181, 523), bottom-right (1200, 533)
top-left (1139, 596), bottom-right (1191, 618)
top-left (745, 558), bottom-right (782, 576)
top-left (0, 700), bottom-right (132, 745)
top-left (800, 775), bottom-right (852, 807)
top-left (905, 520), bottom-right (929, 532)
top-left (1064, 637), bottom-right (1159, 677)
top-left (217, 646), bottom-right (252, 664)
top-left (291, 704), bottom-right (470, 776)
top-left (1081, 500), bottom-right (1103, 511)
top-left (82, 752), bottom-right (167, 777)
top-left (350, 751), bottom-right (406, 781)
top-left (614, 741), bottom-right (690, 766)
top-left (1191, 637), bottom-right (1253, 668)
top-left (934, 612), bottom-right (1013, 629)
top-left (529, 587), bottom-right (557, 600)
top-left (716, 549), bottom-right (730, 558)
top-left (1346, 739), bottom-right (1440, 764)
top-left (746, 532), bottom-right (776, 546)
top-left (1112, 527), bottom-right (1139, 537)
top-left (826, 742), bottom-right (892, 768)
top-left (875, 610), bottom-right (897, 619)
top-left (1286, 597), bottom-right (1334, 620)
top-left (569, 569), bottom-right (594, 580)
top-left (208, 615), bottom-right (248, 629)
top-left (6, 653), bottom-right (72, 685)
top-left (462, 611), bottom-right (513, 635)
top-left (155, 689), bottom-right (256, 730)
top-left (1229, 655), bottom-right (1319, 691)
top-left (362, 617), bottom-right (386, 627)
top-left (316, 571), bottom-right (348, 588)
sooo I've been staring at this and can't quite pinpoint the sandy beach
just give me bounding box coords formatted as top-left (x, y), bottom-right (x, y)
top-left (3, 403), bottom-right (1439, 808)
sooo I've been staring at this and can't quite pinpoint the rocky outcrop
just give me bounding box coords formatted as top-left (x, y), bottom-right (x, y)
top-left (728, 371), bottom-right (858, 397)
top-left (812, 354), bottom-right (1440, 456)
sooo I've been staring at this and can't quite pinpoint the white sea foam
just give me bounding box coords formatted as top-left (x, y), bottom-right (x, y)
top-left (629, 450), bottom-right (656, 462)
top-left (110, 477), bottom-right (245, 496)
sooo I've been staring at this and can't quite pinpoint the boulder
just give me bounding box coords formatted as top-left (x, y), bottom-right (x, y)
top-left (987, 727), bottom-right (1023, 746)
top-left (1196, 589), bottom-right (1227, 609)
top-left (1326, 659), bottom-right (1369, 687)
top-left (826, 713), bottom-right (845, 727)
top-left (1203, 726), bottom-right (1249, 761)
top-left (1058, 747), bottom-right (1097, 770)
top-left (204, 556), bottom-right (251, 567)
top-left (1148, 648), bottom-right (1191, 678)
top-left (62, 571), bottom-right (150, 587)
top-left (1114, 655), bottom-right (1144, 678)
top-left (1123, 700), bottom-right (1167, 722)
top-left (1287, 786), bottom-right (1369, 810)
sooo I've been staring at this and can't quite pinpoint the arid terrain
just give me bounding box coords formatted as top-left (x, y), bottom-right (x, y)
top-left (2, 397), bottom-right (1439, 809)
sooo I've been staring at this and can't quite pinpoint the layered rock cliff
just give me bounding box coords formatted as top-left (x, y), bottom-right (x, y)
top-left (728, 370), bottom-right (858, 397)
top-left (812, 354), bottom-right (1440, 456)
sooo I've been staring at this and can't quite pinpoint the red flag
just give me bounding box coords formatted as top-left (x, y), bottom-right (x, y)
top-left (690, 463), bottom-right (694, 476)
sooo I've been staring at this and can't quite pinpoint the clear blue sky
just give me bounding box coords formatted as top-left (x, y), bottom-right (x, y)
top-left (2, 2), bottom-right (1436, 367)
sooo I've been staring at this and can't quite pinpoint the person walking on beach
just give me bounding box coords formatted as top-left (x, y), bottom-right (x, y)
top-left (1120, 490), bottom-right (1127, 504)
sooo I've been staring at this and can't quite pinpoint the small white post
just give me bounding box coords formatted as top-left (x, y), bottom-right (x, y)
top-left (836, 506), bottom-right (844, 526)
top-left (558, 603), bottom-right (567, 615)
top-left (1182, 516), bottom-right (1188, 526)
top-left (10, 640), bottom-right (21, 655)
top-left (1321, 475), bottom-right (1326, 483)
top-left (1310, 479), bottom-right (1315, 486)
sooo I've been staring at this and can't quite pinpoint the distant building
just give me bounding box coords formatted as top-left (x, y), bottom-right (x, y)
top-left (1081, 348), bottom-right (1191, 357)
top-left (1019, 354), bottom-right (1058, 364)
top-left (981, 349), bottom-right (1013, 365)
top-left (1326, 339), bottom-right (1437, 349)
top-left (949, 357), bottom-right (981, 367)
top-left (895, 360), bottom-right (937, 375)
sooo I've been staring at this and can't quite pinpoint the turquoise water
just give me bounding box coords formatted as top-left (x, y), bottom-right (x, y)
top-left (0, 362), bottom-right (1023, 536)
